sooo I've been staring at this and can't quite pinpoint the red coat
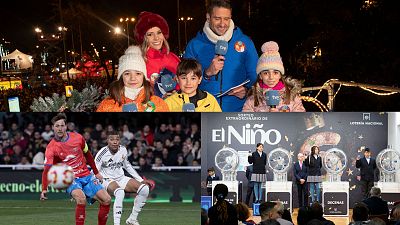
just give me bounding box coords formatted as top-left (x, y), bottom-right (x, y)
top-left (146, 47), bottom-right (180, 81)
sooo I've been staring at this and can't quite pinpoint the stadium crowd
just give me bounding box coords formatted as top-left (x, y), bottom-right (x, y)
top-left (0, 113), bottom-right (201, 170)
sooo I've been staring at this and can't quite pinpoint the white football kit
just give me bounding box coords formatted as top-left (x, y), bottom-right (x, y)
top-left (95, 145), bottom-right (143, 189)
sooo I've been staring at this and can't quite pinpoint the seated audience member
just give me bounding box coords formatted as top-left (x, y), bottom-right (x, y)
top-left (349, 202), bottom-right (369, 225)
top-left (207, 183), bottom-right (238, 225)
top-left (273, 201), bottom-right (293, 225)
top-left (368, 218), bottom-right (386, 225)
top-left (259, 219), bottom-right (281, 225)
top-left (201, 208), bottom-right (208, 225)
top-left (362, 187), bottom-right (389, 221)
top-left (390, 204), bottom-right (400, 225)
top-left (297, 206), bottom-right (311, 225)
top-left (308, 202), bottom-right (335, 225)
top-left (259, 202), bottom-right (280, 223)
top-left (235, 202), bottom-right (256, 225)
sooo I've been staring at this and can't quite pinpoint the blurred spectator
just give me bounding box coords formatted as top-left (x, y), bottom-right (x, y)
top-left (152, 157), bottom-right (165, 170)
top-left (201, 208), bottom-right (208, 225)
top-left (142, 125), bottom-right (154, 146)
top-left (41, 124), bottom-right (54, 142)
top-left (235, 202), bottom-right (256, 224)
top-left (90, 139), bottom-right (101, 155)
top-left (177, 154), bottom-right (188, 166)
top-left (173, 124), bottom-right (187, 142)
top-left (32, 146), bottom-right (45, 167)
top-left (259, 219), bottom-right (281, 225)
top-left (297, 206), bottom-right (311, 225)
top-left (16, 156), bottom-right (31, 170)
top-left (154, 123), bottom-right (171, 143)
top-left (369, 218), bottom-right (386, 225)
top-left (128, 147), bottom-right (141, 166)
top-left (188, 123), bottom-right (200, 143)
top-left (23, 122), bottom-right (35, 139)
top-left (145, 148), bottom-right (155, 165)
top-left (274, 201), bottom-right (293, 225)
top-left (91, 123), bottom-right (103, 141)
top-left (10, 144), bottom-right (23, 164)
top-left (308, 202), bottom-right (335, 225)
top-left (349, 202), bottom-right (369, 225)
top-left (10, 122), bottom-right (20, 138)
top-left (182, 144), bottom-right (194, 166)
top-left (390, 204), bottom-right (400, 225)
top-left (14, 132), bottom-right (28, 151)
top-left (122, 124), bottom-right (134, 141)
top-left (363, 187), bottom-right (389, 220)
top-left (138, 157), bottom-right (152, 171)
top-left (67, 122), bottom-right (77, 132)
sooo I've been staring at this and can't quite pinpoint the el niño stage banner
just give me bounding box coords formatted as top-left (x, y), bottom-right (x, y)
top-left (201, 112), bottom-right (388, 207)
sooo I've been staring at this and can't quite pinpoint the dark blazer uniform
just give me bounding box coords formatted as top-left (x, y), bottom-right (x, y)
top-left (206, 175), bottom-right (220, 195)
top-left (356, 157), bottom-right (377, 199)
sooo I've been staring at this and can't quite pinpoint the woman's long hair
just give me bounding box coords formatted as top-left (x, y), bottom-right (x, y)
top-left (246, 74), bottom-right (303, 107)
top-left (108, 75), bottom-right (153, 106)
top-left (311, 146), bottom-right (319, 156)
top-left (213, 184), bottom-right (229, 223)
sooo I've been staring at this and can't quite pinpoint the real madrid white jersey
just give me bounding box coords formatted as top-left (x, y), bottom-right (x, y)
top-left (95, 145), bottom-right (143, 182)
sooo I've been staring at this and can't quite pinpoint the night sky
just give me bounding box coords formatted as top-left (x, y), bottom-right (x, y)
top-left (0, 0), bottom-right (204, 53)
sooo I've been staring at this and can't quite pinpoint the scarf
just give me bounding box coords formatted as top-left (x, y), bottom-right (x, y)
top-left (259, 80), bottom-right (285, 90)
top-left (124, 86), bottom-right (143, 100)
top-left (203, 20), bottom-right (235, 44)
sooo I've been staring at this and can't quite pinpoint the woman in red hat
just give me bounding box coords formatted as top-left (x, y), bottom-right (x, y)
top-left (134, 11), bottom-right (180, 86)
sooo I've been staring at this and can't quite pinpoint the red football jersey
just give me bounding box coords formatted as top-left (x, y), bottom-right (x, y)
top-left (45, 132), bottom-right (90, 178)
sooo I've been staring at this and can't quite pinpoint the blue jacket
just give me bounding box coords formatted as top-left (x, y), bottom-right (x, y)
top-left (183, 27), bottom-right (258, 112)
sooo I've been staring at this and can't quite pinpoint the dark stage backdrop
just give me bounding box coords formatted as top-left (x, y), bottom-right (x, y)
top-left (201, 112), bottom-right (388, 208)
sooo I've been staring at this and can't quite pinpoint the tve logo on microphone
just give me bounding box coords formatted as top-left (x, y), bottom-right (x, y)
top-left (215, 40), bottom-right (228, 56)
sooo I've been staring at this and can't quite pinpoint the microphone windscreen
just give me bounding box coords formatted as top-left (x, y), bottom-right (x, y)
top-left (215, 40), bottom-right (228, 56)
top-left (122, 103), bottom-right (138, 112)
top-left (161, 74), bottom-right (176, 92)
top-left (182, 103), bottom-right (196, 112)
top-left (265, 90), bottom-right (280, 107)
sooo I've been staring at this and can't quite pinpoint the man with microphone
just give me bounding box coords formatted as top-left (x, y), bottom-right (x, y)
top-left (184, 0), bottom-right (258, 112)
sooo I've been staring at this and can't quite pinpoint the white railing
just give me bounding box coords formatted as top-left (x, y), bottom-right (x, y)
top-left (0, 164), bottom-right (201, 171)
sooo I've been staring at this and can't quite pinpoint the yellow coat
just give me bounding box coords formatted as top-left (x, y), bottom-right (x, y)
top-left (165, 90), bottom-right (222, 112)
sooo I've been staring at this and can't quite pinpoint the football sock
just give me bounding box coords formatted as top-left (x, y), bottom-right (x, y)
top-left (98, 203), bottom-right (110, 225)
top-left (75, 204), bottom-right (86, 225)
top-left (113, 188), bottom-right (125, 225)
top-left (130, 184), bottom-right (149, 220)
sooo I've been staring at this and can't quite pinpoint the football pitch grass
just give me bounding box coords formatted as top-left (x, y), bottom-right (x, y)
top-left (0, 200), bottom-right (199, 225)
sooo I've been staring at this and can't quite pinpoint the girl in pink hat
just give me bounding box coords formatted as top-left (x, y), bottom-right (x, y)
top-left (242, 41), bottom-right (305, 112)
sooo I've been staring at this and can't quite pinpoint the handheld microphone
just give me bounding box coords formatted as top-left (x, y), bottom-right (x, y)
top-left (122, 103), bottom-right (138, 112)
top-left (214, 40), bottom-right (228, 80)
top-left (160, 74), bottom-right (176, 92)
top-left (265, 90), bottom-right (280, 108)
top-left (182, 103), bottom-right (196, 112)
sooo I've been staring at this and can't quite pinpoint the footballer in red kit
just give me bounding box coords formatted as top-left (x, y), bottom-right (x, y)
top-left (40, 113), bottom-right (111, 225)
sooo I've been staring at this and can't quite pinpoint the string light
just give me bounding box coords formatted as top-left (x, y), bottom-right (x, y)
top-left (300, 96), bottom-right (329, 112)
top-left (359, 87), bottom-right (397, 96)
top-left (304, 79), bottom-right (399, 111)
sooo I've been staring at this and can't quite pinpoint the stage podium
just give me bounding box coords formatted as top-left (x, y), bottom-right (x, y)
top-left (322, 182), bottom-right (349, 216)
top-left (377, 182), bottom-right (400, 208)
top-left (376, 149), bottom-right (400, 209)
top-left (266, 181), bottom-right (293, 212)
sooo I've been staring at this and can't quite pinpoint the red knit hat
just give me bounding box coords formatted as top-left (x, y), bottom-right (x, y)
top-left (134, 11), bottom-right (170, 45)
